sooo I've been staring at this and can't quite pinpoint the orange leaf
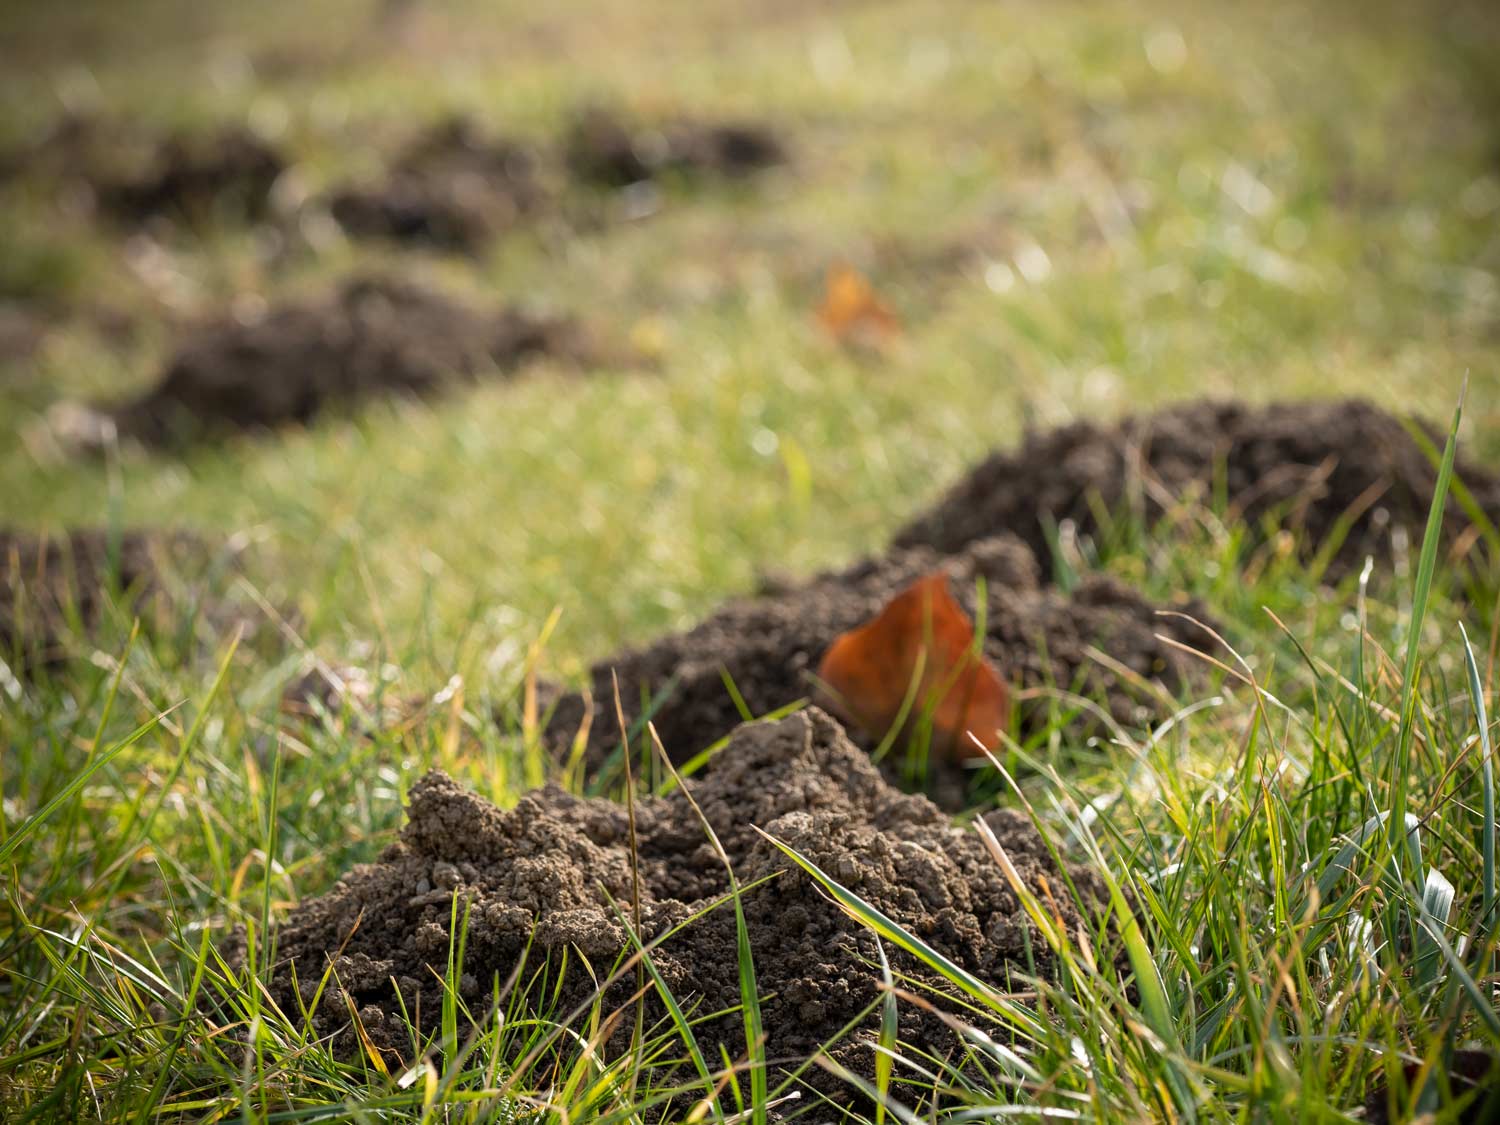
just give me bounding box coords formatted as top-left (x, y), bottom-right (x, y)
top-left (816, 573), bottom-right (1010, 762)
top-left (815, 263), bottom-right (901, 344)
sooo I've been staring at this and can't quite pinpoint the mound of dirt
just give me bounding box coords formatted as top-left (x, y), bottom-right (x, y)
top-left (894, 398), bottom-right (1500, 580)
top-left (71, 275), bottom-right (603, 447)
top-left (0, 114), bottom-right (139, 190)
top-left (329, 117), bottom-right (543, 252)
top-left (92, 125), bottom-right (287, 224)
top-left (0, 528), bottom-right (233, 672)
top-left (565, 106), bottom-right (786, 188)
top-left (260, 709), bottom-right (1103, 1110)
top-left (543, 535), bottom-right (1212, 793)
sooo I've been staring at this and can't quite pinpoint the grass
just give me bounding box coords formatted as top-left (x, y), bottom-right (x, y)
top-left (3, 0), bottom-right (1500, 1119)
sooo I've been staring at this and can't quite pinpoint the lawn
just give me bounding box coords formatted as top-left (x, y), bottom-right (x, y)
top-left (2, 0), bottom-right (1500, 1119)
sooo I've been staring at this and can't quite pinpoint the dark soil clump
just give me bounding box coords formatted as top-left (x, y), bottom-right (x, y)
top-left (329, 118), bottom-right (542, 252)
top-left (92, 126), bottom-right (287, 224)
top-left (565, 106), bottom-right (786, 188)
top-left (259, 709), bottom-right (1103, 1109)
top-left (0, 528), bottom-right (230, 672)
top-left (543, 535), bottom-right (1213, 791)
top-left (79, 275), bottom-right (602, 447)
top-left (894, 398), bottom-right (1500, 581)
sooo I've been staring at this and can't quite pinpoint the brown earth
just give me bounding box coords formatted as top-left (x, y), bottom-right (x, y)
top-left (1, 115), bottom-right (286, 226)
top-left (0, 528), bottom-right (236, 672)
top-left (894, 399), bottom-right (1500, 581)
top-left (258, 708), bottom-right (1104, 1112)
top-left (67, 275), bottom-right (605, 448)
top-left (565, 106), bottom-right (786, 188)
top-left (0, 114), bottom-right (146, 193)
top-left (328, 117), bottom-right (544, 253)
top-left (542, 534), bottom-right (1214, 799)
top-left (92, 125), bottom-right (287, 224)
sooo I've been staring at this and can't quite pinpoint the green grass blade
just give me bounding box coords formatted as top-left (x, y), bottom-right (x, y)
top-left (755, 827), bottom-right (1045, 1040)
top-left (1390, 391), bottom-right (1463, 860)
top-left (0, 706), bottom-right (176, 867)
top-left (1461, 623), bottom-right (1496, 949)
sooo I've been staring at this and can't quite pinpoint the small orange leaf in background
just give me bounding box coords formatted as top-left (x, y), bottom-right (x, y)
top-left (816, 573), bottom-right (1009, 762)
top-left (816, 263), bottom-right (901, 346)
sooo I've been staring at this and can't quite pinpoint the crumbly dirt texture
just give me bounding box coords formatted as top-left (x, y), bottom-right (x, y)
top-left (328, 117), bottom-right (544, 252)
top-left (565, 106), bottom-right (786, 188)
top-left (260, 709), bottom-right (1103, 1109)
top-left (544, 535), bottom-right (1213, 790)
top-left (0, 528), bottom-right (230, 672)
top-left (86, 275), bottom-right (602, 446)
top-left (894, 398), bottom-right (1500, 579)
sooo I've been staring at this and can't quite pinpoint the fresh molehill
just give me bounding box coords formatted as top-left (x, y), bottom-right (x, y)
top-left (895, 399), bottom-right (1500, 579)
top-left (257, 709), bottom-right (1103, 1111)
top-left (92, 125), bottom-right (287, 224)
top-left (328, 117), bottom-right (543, 252)
top-left (2, 117), bottom-right (290, 225)
top-left (62, 275), bottom-right (604, 448)
top-left (564, 106), bottom-right (786, 188)
top-left (544, 534), bottom-right (1213, 789)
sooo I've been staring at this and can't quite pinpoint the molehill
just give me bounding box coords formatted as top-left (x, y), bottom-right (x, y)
top-left (542, 534), bottom-right (1214, 789)
top-left (895, 398), bottom-right (1500, 579)
top-left (63, 275), bottom-right (604, 448)
top-left (258, 709), bottom-right (1104, 1108)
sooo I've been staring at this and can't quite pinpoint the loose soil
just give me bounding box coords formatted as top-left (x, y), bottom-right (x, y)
top-left (77, 275), bottom-right (604, 447)
top-left (894, 398), bottom-right (1500, 581)
top-left (329, 117), bottom-right (543, 252)
top-left (93, 126), bottom-right (286, 224)
top-left (0, 528), bottom-right (233, 673)
top-left (3, 116), bottom-right (286, 225)
top-left (542, 535), bottom-right (1213, 797)
top-left (565, 106), bottom-right (786, 188)
top-left (259, 708), bottom-right (1105, 1111)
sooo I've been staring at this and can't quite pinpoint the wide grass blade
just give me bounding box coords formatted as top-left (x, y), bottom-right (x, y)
top-left (1414, 868), bottom-right (1456, 991)
top-left (1390, 391), bottom-right (1463, 858)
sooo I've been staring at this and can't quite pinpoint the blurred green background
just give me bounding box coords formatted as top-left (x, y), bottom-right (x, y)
top-left (1, 0), bottom-right (1497, 684)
